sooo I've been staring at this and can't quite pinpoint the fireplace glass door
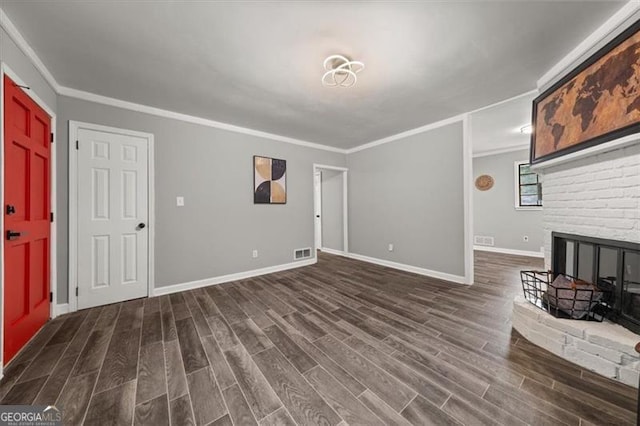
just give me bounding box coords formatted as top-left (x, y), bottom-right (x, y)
top-left (552, 232), bottom-right (640, 333)
top-left (623, 251), bottom-right (640, 325)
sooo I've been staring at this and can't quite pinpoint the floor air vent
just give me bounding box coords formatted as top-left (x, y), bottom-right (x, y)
top-left (474, 235), bottom-right (495, 246)
top-left (294, 248), bottom-right (312, 260)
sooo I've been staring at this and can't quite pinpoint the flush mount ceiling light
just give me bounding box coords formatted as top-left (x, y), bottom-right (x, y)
top-left (322, 55), bottom-right (364, 88)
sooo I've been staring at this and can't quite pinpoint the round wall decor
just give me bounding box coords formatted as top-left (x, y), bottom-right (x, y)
top-left (475, 174), bottom-right (494, 191)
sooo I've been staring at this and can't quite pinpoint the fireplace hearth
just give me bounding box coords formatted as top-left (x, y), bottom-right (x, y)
top-left (552, 232), bottom-right (640, 334)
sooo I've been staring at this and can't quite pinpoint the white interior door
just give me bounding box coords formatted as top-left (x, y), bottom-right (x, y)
top-left (314, 171), bottom-right (322, 250)
top-left (76, 128), bottom-right (149, 309)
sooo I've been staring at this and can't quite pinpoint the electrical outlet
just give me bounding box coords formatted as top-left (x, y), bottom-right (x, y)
top-left (388, 243), bottom-right (394, 252)
top-left (252, 249), bottom-right (258, 258)
top-left (176, 196), bottom-right (184, 207)
top-left (523, 235), bottom-right (529, 242)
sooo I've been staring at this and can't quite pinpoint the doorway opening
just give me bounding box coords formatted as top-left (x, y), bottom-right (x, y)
top-left (312, 164), bottom-right (348, 256)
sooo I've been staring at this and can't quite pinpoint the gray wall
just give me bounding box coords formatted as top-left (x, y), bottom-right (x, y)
top-left (320, 170), bottom-right (343, 251)
top-left (0, 28), bottom-right (57, 111)
top-left (347, 122), bottom-right (465, 277)
top-left (56, 96), bottom-right (345, 302)
top-left (473, 149), bottom-right (543, 252)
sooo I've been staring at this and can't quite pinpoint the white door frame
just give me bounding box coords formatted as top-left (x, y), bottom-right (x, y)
top-left (312, 164), bottom-right (348, 254)
top-left (68, 121), bottom-right (155, 313)
top-left (0, 63), bottom-right (58, 376)
top-left (313, 171), bottom-right (322, 250)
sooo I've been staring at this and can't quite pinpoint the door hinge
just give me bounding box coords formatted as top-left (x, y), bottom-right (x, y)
top-left (49, 292), bottom-right (53, 302)
top-left (76, 287), bottom-right (79, 297)
top-left (50, 212), bottom-right (54, 222)
top-left (50, 133), bottom-right (54, 143)
top-left (76, 140), bottom-right (79, 150)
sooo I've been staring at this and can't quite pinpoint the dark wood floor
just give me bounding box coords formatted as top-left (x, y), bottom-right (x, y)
top-left (0, 251), bottom-right (636, 425)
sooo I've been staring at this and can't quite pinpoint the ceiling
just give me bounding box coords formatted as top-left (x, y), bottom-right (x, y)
top-left (471, 91), bottom-right (537, 155)
top-left (2, 1), bottom-right (624, 149)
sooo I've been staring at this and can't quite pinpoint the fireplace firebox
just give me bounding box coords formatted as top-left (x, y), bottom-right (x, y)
top-left (552, 232), bottom-right (640, 334)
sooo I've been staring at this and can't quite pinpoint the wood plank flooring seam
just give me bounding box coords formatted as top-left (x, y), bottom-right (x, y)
top-left (155, 304), bottom-right (175, 426)
top-left (265, 343), bottom-right (347, 425)
top-left (36, 310), bottom-right (105, 405)
top-left (399, 393), bottom-right (419, 412)
top-left (249, 313), bottom-right (340, 423)
top-left (190, 288), bottom-right (275, 426)
top-left (184, 293), bottom-right (247, 426)
top-left (46, 307), bottom-right (114, 423)
top-left (4, 319), bottom-right (72, 388)
top-left (130, 315), bottom-right (145, 421)
top-left (221, 341), bottom-right (280, 421)
top-left (439, 394), bottom-right (452, 409)
top-left (235, 339), bottom-right (297, 422)
top-left (263, 320), bottom-right (367, 399)
top-left (170, 298), bottom-right (213, 426)
top-left (78, 305), bottom-right (125, 426)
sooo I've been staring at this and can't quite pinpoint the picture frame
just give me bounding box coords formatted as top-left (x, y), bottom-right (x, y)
top-left (530, 19), bottom-right (640, 164)
top-left (253, 155), bottom-right (287, 204)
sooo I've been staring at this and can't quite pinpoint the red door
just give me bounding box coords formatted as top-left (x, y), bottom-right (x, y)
top-left (3, 75), bottom-right (51, 364)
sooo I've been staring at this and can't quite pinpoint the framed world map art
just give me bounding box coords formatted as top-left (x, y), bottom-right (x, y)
top-left (254, 155), bottom-right (287, 204)
top-left (531, 19), bottom-right (640, 164)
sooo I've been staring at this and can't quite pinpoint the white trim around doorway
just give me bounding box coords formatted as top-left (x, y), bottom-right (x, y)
top-left (68, 121), bottom-right (155, 313)
top-left (313, 164), bottom-right (349, 255)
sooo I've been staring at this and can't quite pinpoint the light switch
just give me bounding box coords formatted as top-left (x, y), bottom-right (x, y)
top-left (176, 196), bottom-right (184, 207)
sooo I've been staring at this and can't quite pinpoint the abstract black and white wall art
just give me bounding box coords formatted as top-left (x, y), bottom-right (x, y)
top-left (253, 156), bottom-right (287, 204)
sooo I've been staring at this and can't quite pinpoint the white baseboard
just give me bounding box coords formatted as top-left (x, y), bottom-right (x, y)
top-left (153, 258), bottom-right (317, 297)
top-left (474, 245), bottom-right (544, 258)
top-left (53, 303), bottom-right (69, 318)
top-left (344, 252), bottom-right (468, 285)
top-left (319, 247), bottom-right (347, 256)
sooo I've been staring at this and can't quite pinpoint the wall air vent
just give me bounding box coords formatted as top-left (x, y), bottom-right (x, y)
top-left (474, 235), bottom-right (495, 246)
top-left (294, 247), bottom-right (312, 260)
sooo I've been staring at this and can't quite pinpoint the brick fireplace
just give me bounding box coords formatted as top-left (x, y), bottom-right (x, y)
top-left (541, 143), bottom-right (639, 263)
top-left (512, 143), bottom-right (640, 387)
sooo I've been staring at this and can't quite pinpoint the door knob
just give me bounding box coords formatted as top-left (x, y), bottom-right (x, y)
top-left (6, 205), bottom-right (16, 215)
top-left (137, 223), bottom-right (146, 230)
top-left (6, 230), bottom-right (21, 240)
top-left (316, 215), bottom-right (320, 218)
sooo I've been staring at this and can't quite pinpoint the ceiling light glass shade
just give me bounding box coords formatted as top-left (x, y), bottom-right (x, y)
top-left (322, 55), bottom-right (364, 88)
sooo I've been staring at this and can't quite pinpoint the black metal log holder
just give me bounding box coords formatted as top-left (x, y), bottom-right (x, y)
top-left (520, 270), bottom-right (610, 322)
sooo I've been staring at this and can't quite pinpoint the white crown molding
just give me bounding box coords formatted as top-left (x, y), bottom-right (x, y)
top-left (537, 0), bottom-right (640, 90)
top-left (58, 86), bottom-right (347, 153)
top-left (0, 6), bottom-right (346, 154)
top-left (152, 258), bottom-right (317, 296)
top-left (473, 143), bottom-right (530, 158)
top-left (3, 2), bottom-right (601, 158)
top-left (346, 89), bottom-right (539, 155)
top-left (467, 89), bottom-right (538, 115)
top-left (474, 245), bottom-right (544, 259)
top-left (0, 8), bottom-right (60, 92)
top-left (346, 114), bottom-right (466, 154)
